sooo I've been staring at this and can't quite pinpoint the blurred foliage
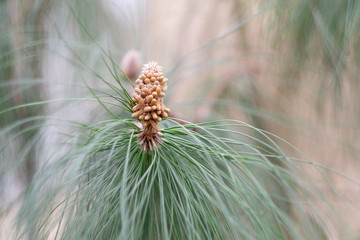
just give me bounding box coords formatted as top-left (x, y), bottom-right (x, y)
top-left (0, 0), bottom-right (359, 238)
top-left (273, 0), bottom-right (360, 106)
top-left (275, 0), bottom-right (360, 63)
top-left (0, 0), bottom-right (50, 183)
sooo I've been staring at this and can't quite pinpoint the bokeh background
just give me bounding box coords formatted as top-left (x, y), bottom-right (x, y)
top-left (1, 0), bottom-right (360, 239)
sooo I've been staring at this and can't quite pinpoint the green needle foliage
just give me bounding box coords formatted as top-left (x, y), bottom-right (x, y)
top-left (2, 63), bottom-right (334, 239)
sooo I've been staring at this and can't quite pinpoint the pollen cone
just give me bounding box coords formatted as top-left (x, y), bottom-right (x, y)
top-left (131, 61), bottom-right (171, 152)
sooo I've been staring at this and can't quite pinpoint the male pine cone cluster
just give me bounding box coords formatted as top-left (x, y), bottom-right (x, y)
top-left (131, 61), bottom-right (170, 152)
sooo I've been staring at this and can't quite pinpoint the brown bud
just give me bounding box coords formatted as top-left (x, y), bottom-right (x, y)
top-left (151, 99), bottom-right (157, 105)
top-left (152, 112), bottom-right (158, 119)
top-left (132, 109), bottom-right (143, 118)
top-left (132, 104), bottom-right (141, 112)
top-left (143, 87), bottom-right (151, 95)
top-left (135, 88), bottom-right (141, 95)
top-left (147, 95), bottom-right (153, 103)
top-left (161, 78), bottom-right (168, 85)
top-left (144, 106), bottom-right (152, 112)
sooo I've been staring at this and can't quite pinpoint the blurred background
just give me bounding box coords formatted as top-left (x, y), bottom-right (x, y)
top-left (1, 0), bottom-right (360, 239)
